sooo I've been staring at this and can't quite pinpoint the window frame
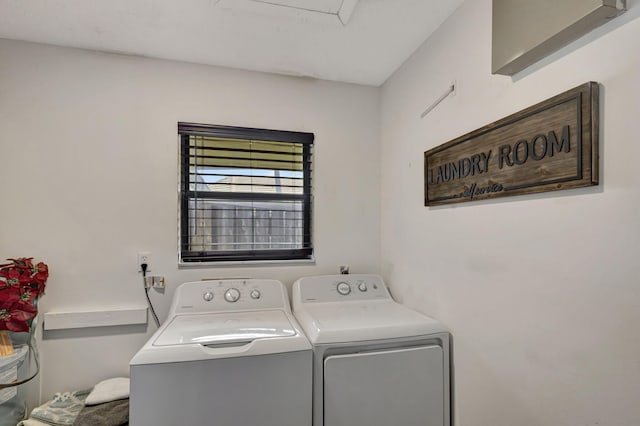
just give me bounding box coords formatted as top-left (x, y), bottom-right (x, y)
top-left (178, 122), bottom-right (314, 264)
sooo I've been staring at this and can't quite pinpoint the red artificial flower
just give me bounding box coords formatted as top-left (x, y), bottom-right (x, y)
top-left (35, 262), bottom-right (48, 275)
top-left (0, 268), bottom-right (20, 287)
top-left (0, 286), bottom-right (21, 303)
top-left (32, 263), bottom-right (49, 292)
top-left (0, 268), bottom-right (33, 288)
top-left (0, 257), bottom-right (48, 332)
top-left (18, 286), bottom-right (38, 304)
top-left (8, 258), bottom-right (34, 271)
top-left (20, 270), bottom-right (34, 285)
top-left (0, 299), bottom-right (37, 332)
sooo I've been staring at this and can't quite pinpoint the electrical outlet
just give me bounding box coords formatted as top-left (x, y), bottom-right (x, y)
top-left (138, 252), bottom-right (151, 272)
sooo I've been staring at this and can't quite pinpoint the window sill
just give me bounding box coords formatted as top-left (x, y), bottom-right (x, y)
top-left (177, 256), bottom-right (316, 269)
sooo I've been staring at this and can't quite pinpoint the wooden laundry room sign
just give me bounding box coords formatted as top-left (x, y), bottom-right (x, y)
top-left (424, 82), bottom-right (599, 206)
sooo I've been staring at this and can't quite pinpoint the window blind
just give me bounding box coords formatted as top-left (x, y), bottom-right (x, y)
top-left (178, 123), bottom-right (313, 262)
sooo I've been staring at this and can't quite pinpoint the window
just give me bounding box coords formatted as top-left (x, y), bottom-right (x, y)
top-left (178, 123), bottom-right (313, 263)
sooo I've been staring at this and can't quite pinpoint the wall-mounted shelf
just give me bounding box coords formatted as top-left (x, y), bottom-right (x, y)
top-left (43, 307), bottom-right (148, 330)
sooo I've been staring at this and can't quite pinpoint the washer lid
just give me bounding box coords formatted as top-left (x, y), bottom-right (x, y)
top-left (154, 310), bottom-right (296, 347)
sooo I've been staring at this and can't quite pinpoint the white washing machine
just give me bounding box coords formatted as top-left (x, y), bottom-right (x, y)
top-left (130, 279), bottom-right (312, 426)
top-left (292, 274), bottom-right (450, 426)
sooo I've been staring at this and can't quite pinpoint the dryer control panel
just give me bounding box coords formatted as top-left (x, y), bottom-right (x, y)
top-left (169, 279), bottom-right (291, 314)
top-left (294, 274), bottom-right (390, 303)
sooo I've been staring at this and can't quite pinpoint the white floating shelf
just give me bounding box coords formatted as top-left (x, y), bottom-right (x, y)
top-left (44, 307), bottom-right (148, 330)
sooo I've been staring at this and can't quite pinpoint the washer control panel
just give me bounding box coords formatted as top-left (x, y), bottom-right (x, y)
top-left (171, 279), bottom-right (290, 314)
top-left (296, 274), bottom-right (390, 303)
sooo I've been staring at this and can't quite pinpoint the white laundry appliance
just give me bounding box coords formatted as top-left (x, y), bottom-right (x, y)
top-left (129, 279), bottom-right (312, 426)
top-left (292, 274), bottom-right (450, 426)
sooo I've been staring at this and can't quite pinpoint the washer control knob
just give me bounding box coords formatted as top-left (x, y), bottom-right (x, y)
top-left (203, 291), bottom-right (214, 302)
top-left (250, 289), bottom-right (261, 300)
top-left (358, 281), bottom-right (368, 292)
top-left (224, 288), bottom-right (241, 303)
top-left (336, 282), bottom-right (351, 296)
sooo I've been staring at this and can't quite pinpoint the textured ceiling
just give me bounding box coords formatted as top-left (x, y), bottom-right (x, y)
top-left (0, 0), bottom-right (463, 86)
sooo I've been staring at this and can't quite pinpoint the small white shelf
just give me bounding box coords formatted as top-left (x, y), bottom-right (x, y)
top-left (44, 307), bottom-right (148, 330)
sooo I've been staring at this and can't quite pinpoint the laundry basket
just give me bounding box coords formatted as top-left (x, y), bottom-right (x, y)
top-left (0, 316), bottom-right (40, 426)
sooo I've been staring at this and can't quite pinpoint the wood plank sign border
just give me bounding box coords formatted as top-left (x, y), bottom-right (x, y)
top-left (424, 82), bottom-right (599, 206)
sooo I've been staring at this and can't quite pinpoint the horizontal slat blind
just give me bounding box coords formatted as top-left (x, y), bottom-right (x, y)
top-left (179, 123), bottom-right (313, 262)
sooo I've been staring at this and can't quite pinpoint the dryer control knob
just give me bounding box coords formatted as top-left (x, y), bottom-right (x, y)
top-left (336, 282), bottom-right (351, 296)
top-left (224, 288), bottom-right (241, 303)
top-left (358, 281), bottom-right (368, 292)
top-left (250, 289), bottom-right (261, 299)
top-left (203, 291), bottom-right (214, 302)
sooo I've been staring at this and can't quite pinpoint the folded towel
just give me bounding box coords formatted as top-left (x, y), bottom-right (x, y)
top-left (73, 398), bottom-right (129, 426)
top-left (84, 378), bottom-right (129, 406)
top-left (17, 419), bottom-right (52, 426)
top-left (30, 389), bottom-right (90, 425)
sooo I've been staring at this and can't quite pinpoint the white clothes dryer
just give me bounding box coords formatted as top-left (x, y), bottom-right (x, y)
top-left (292, 274), bottom-right (450, 426)
top-left (130, 279), bottom-right (312, 426)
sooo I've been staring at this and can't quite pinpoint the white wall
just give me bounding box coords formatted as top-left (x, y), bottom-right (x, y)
top-left (380, 1), bottom-right (640, 425)
top-left (0, 38), bottom-right (380, 401)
